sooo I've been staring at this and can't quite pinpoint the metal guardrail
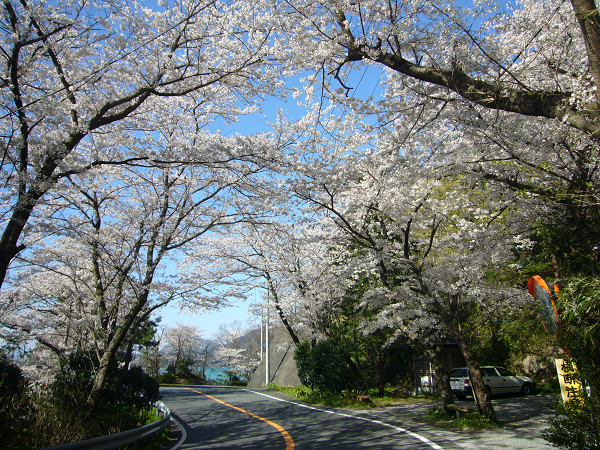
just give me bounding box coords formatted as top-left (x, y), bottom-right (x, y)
top-left (42, 402), bottom-right (171, 450)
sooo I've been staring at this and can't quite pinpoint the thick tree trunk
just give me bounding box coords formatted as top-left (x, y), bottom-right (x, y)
top-left (454, 334), bottom-right (497, 422)
top-left (86, 297), bottom-right (148, 409)
top-left (433, 296), bottom-right (497, 421)
top-left (431, 344), bottom-right (455, 412)
top-left (570, 0), bottom-right (600, 98)
top-left (87, 340), bottom-right (118, 409)
top-left (0, 191), bottom-right (43, 289)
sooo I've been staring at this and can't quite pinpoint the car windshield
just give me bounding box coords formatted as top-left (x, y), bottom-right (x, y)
top-left (497, 368), bottom-right (514, 376)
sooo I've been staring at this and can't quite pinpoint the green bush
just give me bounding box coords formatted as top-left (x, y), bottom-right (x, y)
top-left (52, 352), bottom-right (159, 411)
top-left (544, 394), bottom-right (600, 449)
top-left (104, 365), bottom-right (159, 410)
top-left (542, 278), bottom-right (600, 449)
top-left (0, 352), bottom-right (162, 448)
top-left (165, 363), bottom-right (176, 375)
top-left (0, 357), bottom-right (33, 448)
top-left (159, 373), bottom-right (178, 384)
top-left (50, 352), bottom-right (159, 436)
top-left (51, 351), bottom-right (97, 410)
top-left (175, 357), bottom-right (195, 379)
top-left (295, 339), bottom-right (354, 394)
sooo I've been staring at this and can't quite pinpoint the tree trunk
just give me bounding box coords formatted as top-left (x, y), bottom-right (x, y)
top-left (86, 298), bottom-right (148, 409)
top-left (433, 297), bottom-right (497, 421)
top-left (0, 191), bottom-right (43, 289)
top-left (200, 345), bottom-right (209, 380)
top-left (454, 334), bottom-right (497, 422)
top-left (124, 336), bottom-right (135, 369)
top-left (87, 342), bottom-right (116, 409)
top-left (266, 272), bottom-right (301, 345)
top-left (375, 350), bottom-right (386, 396)
top-left (570, 0), bottom-right (600, 97)
top-left (430, 343), bottom-right (455, 412)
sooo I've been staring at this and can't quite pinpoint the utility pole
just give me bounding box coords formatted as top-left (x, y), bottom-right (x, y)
top-left (259, 286), bottom-right (263, 361)
top-left (265, 287), bottom-right (270, 386)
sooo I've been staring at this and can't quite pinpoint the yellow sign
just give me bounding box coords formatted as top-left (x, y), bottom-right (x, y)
top-left (555, 358), bottom-right (583, 403)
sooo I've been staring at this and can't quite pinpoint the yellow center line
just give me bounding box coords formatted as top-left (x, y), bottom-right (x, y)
top-left (185, 387), bottom-right (295, 449)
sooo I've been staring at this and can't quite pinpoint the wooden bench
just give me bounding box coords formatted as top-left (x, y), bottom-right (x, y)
top-left (445, 403), bottom-right (473, 419)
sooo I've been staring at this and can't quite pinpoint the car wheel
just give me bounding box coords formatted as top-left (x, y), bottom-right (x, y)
top-left (521, 383), bottom-right (534, 396)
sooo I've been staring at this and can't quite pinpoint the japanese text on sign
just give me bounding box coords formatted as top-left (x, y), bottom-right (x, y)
top-left (555, 358), bottom-right (582, 403)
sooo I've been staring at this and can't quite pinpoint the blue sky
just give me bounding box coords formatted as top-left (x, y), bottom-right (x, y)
top-left (155, 66), bottom-right (386, 338)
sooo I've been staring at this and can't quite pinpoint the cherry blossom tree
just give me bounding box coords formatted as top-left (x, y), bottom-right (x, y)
top-left (0, 125), bottom-right (276, 407)
top-left (138, 326), bottom-right (165, 380)
top-left (276, 0), bottom-right (600, 273)
top-left (164, 324), bottom-right (205, 377)
top-left (213, 321), bottom-right (260, 382)
top-left (208, 220), bottom-right (349, 346)
top-left (274, 102), bottom-right (536, 418)
top-left (0, 0), bottom-right (283, 289)
top-left (280, 0), bottom-right (599, 134)
top-left (2, 0), bottom-right (597, 422)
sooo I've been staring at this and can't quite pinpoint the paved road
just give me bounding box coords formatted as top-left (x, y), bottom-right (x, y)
top-left (448, 395), bottom-right (555, 449)
top-left (160, 386), bottom-right (462, 449)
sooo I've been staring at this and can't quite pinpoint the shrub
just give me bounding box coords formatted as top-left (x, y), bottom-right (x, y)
top-left (295, 339), bottom-right (354, 394)
top-left (51, 351), bottom-right (97, 410)
top-left (103, 365), bottom-right (159, 414)
top-left (159, 373), bottom-right (178, 384)
top-left (542, 278), bottom-right (600, 449)
top-left (0, 352), bottom-right (162, 448)
top-left (543, 394), bottom-right (600, 449)
top-left (175, 357), bottom-right (195, 379)
top-left (0, 357), bottom-right (33, 448)
top-left (51, 352), bottom-right (160, 435)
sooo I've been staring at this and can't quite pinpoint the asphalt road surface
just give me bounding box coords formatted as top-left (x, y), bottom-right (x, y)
top-left (160, 386), bottom-right (459, 449)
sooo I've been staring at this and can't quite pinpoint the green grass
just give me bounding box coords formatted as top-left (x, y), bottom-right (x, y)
top-left (535, 380), bottom-right (561, 396)
top-left (421, 407), bottom-right (501, 431)
top-left (265, 383), bottom-right (436, 409)
top-left (135, 406), bottom-right (172, 449)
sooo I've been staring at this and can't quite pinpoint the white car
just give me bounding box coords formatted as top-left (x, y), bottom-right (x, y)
top-left (450, 366), bottom-right (535, 400)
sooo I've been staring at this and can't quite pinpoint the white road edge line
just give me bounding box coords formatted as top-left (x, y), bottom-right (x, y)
top-left (243, 389), bottom-right (444, 450)
top-left (169, 415), bottom-right (187, 450)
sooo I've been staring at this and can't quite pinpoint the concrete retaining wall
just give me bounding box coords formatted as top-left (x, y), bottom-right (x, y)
top-left (247, 327), bottom-right (301, 388)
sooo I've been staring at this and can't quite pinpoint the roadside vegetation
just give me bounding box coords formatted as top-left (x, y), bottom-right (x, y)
top-left (266, 382), bottom-right (435, 409)
top-left (0, 353), bottom-right (163, 449)
top-left (422, 407), bottom-right (500, 431)
top-left (265, 382), bottom-right (500, 431)
top-left (542, 278), bottom-right (600, 449)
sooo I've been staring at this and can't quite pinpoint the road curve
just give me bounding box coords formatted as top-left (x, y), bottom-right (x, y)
top-left (160, 385), bottom-right (452, 449)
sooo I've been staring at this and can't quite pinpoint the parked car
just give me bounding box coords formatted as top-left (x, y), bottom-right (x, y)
top-left (450, 366), bottom-right (535, 400)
